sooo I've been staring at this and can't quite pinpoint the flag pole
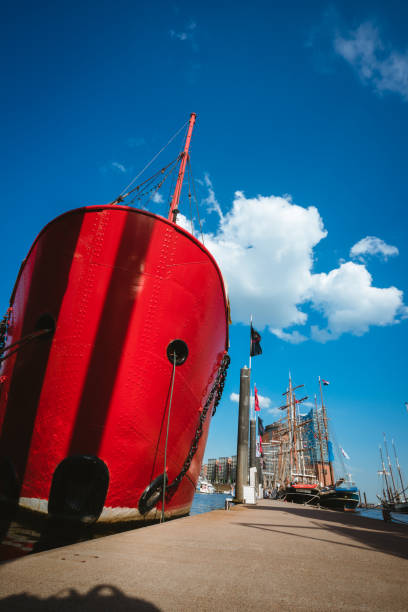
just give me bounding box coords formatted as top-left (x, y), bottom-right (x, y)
top-left (249, 314), bottom-right (253, 372)
top-left (235, 366), bottom-right (250, 503)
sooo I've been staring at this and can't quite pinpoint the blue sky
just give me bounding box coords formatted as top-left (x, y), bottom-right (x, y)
top-left (2, 1), bottom-right (408, 502)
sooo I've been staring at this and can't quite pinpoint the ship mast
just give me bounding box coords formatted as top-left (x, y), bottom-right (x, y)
top-left (293, 393), bottom-right (310, 479)
top-left (314, 393), bottom-right (327, 486)
top-left (283, 376), bottom-right (305, 482)
top-left (379, 445), bottom-right (393, 503)
top-left (291, 384), bottom-right (299, 476)
top-left (383, 434), bottom-right (398, 500)
top-left (286, 381), bottom-right (293, 481)
top-left (392, 439), bottom-right (408, 502)
top-left (295, 395), bottom-right (306, 477)
top-left (168, 112), bottom-right (197, 223)
top-left (319, 376), bottom-right (335, 486)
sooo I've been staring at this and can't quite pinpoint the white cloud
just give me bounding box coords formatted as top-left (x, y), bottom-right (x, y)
top-left (256, 394), bottom-right (271, 409)
top-left (176, 212), bottom-right (195, 235)
top-left (202, 174), bottom-right (224, 220)
top-left (270, 329), bottom-right (308, 344)
top-left (170, 30), bottom-right (188, 41)
top-left (267, 406), bottom-right (283, 418)
top-left (230, 392), bottom-right (271, 409)
top-left (350, 236), bottom-right (399, 261)
top-left (310, 326), bottom-right (334, 343)
top-left (335, 22), bottom-right (408, 101)
top-left (151, 192), bottom-right (164, 204)
top-left (204, 191), bottom-right (326, 330)
top-left (193, 186), bottom-right (406, 343)
top-left (170, 20), bottom-right (198, 50)
top-left (99, 161), bottom-right (128, 175)
top-left (309, 262), bottom-right (404, 340)
top-left (111, 162), bottom-right (127, 173)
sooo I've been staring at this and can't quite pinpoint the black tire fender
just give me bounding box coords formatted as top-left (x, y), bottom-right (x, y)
top-left (138, 473), bottom-right (168, 515)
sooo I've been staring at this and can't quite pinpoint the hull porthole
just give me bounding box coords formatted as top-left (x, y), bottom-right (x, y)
top-left (166, 339), bottom-right (188, 365)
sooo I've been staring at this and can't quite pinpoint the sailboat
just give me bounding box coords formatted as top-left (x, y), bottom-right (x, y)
top-left (378, 437), bottom-right (408, 514)
top-left (0, 113), bottom-right (230, 524)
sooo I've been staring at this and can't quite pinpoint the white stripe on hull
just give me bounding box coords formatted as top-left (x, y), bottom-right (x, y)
top-left (18, 497), bottom-right (191, 523)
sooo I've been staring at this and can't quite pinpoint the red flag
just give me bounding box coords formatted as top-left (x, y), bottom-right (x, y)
top-left (254, 385), bottom-right (260, 411)
top-left (322, 379), bottom-right (330, 386)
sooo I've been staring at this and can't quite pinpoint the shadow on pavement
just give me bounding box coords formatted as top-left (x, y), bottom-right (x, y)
top-left (239, 502), bottom-right (408, 560)
top-left (0, 585), bottom-right (162, 611)
top-left (0, 504), bottom-right (158, 564)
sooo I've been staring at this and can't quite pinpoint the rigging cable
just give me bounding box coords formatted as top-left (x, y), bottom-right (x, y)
top-left (186, 160), bottom-right (195, 237)
top-left (127, 159), bottom-right (179, 207)
top-left (165, 159), bottom-right (177, 211)
top-left (111, 157), bottom-right (179, 205)
top-left (187, 157), bottom-right (205, 245)
top-left (165, 120), bottom-right (191, 220)
top-left (165, 122), bottom-right (190, 211)
top-left (329, 423), bottom-right (347, 480)
top-left (118, 118), bottom-right (189, 197)
top-left (146, 163), bottom-right (179, 207)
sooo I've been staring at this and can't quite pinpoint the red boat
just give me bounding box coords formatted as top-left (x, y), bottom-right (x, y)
top-left (0, 113), bottom-right (230, 524)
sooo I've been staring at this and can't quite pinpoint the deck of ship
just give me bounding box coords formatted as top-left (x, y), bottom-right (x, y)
top-left (0, 499), bottom-right (407, 611)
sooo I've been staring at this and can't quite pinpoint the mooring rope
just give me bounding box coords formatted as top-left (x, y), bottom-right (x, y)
top-left (161, 351), bottom-right (177, 523)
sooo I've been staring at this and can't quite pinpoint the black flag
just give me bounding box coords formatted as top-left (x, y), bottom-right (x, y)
top-left (258, 416), bottom-right (265, 437)
top-left (250, 325), bottom-right (262, 357)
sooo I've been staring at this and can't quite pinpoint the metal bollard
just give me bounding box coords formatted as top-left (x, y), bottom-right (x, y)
top-left (225, 497), bottom-right (233, 510)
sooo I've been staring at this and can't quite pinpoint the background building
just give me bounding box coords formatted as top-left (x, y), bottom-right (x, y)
top-left (202, 456), bottom-right (236, 484)
top-left (260, 413), bottom-right (333, 488)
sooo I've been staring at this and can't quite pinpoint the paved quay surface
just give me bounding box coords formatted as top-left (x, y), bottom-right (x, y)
top-left (0, 500), bottom-right (407, 611)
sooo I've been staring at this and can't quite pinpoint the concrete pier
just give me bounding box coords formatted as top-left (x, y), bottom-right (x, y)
top-left (0, 500), bottom-right (407, 611)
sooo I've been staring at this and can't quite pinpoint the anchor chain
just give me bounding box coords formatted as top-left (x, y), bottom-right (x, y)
top-left (0, 308), bottom-right (53, 365)
top-left (165, 352), bottom-right (230, 501)
top-left (0, 308), bottom-right (12, 354)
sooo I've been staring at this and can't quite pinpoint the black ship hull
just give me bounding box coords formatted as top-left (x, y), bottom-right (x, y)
top-left (280, 485), bottom-right (319, 505)
top-left (382, 501), bottom-right (408, 514)
top-left (319, 488), bottom-right (359, 511)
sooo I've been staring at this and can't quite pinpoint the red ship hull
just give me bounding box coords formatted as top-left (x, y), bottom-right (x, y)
top-left (0, 205), bottom-right (229, 523)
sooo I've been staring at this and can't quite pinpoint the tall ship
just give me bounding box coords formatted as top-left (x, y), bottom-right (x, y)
top-left (264, 375), bottom-right (320, 505)
top-left (261, 376), bottom-right (359, 511)
top-left (314, 378), bottom-right (359, 512)
top-left (0, 113), bottom-right (230, 524)
top-left (378, 436), bottom-right (408, 514)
